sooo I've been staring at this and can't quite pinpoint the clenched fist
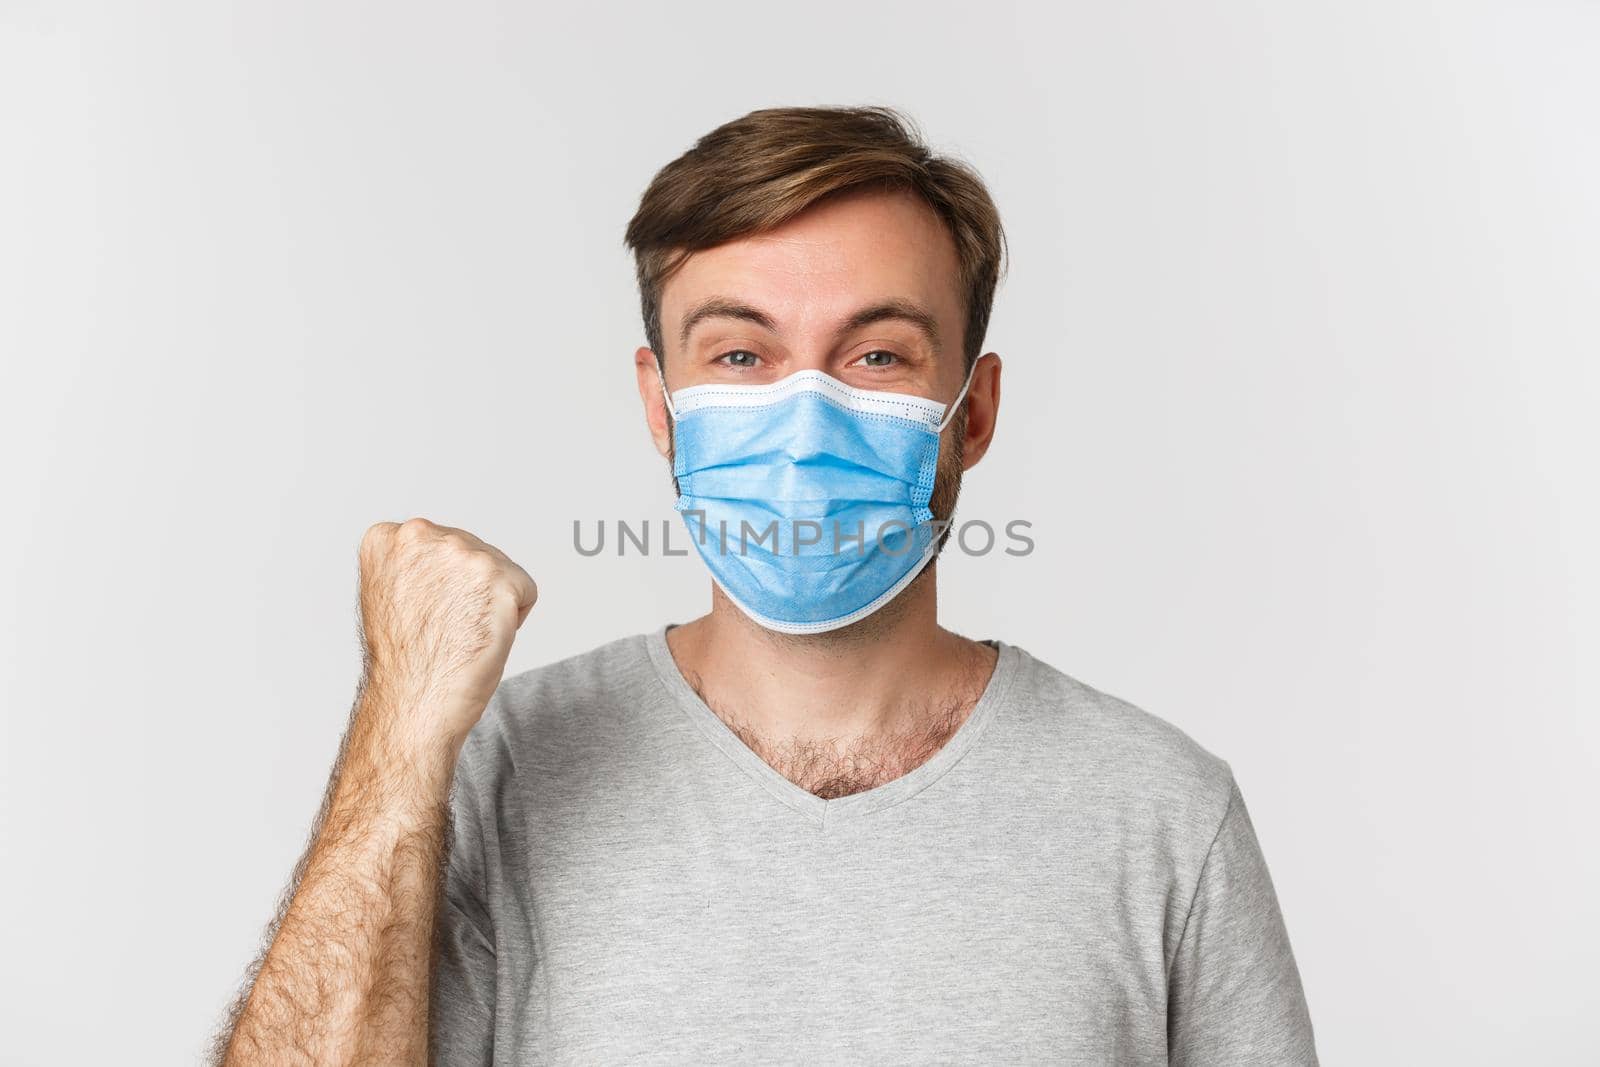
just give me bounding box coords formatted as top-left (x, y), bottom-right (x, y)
top-left (355, 517), bottom-right (538, 754)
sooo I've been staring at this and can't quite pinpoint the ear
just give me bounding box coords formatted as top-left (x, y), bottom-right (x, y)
top-left (955, 352), bottom-right (1002, 471)
top-left (634, 346), bottom-right (673, 458)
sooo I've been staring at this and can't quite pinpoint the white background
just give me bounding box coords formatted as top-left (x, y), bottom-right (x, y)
top-left (3, 2), bottom-right (1596, 1063)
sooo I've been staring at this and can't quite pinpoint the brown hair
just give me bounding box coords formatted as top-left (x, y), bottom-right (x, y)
top-left (623, 105), bottom-right (1008, 373)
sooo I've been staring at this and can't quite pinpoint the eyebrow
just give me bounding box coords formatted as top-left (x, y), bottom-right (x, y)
top-left (677, 296), bottom-right (942, 353)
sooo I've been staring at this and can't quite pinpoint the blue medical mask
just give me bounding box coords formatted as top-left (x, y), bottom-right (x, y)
top-left (659, 364), bottom-right (975, 635)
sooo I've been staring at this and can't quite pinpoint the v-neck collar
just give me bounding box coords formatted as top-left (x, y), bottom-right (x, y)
top-left (642, 624), bottom-right (1023, 829)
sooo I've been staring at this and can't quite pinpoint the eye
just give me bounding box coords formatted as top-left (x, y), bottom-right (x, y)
top-left (716, 350), bottom-right (761, 368)
top-left (857, 350), bottom-right (898, 368)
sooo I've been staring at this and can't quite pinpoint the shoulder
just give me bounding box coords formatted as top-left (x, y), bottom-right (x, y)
top-left (454, 631), bottom-right (660, 788)
top-left (493, 631), bottom-right (658, 722)
top-left (995, 643), bottom-right (1238, 835)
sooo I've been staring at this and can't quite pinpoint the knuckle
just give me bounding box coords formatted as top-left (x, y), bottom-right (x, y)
top-left (438, 534), bottom-right (474, 561)
top-left (466, 551), bottom-right (501, 581)
top-left (360, 521), bottom-right (398, 554)
top-left (398, 516), bottom-right (435, 541)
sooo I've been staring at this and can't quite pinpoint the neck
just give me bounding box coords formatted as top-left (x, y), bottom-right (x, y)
top-left (664, 565), bottom-right (998, 755)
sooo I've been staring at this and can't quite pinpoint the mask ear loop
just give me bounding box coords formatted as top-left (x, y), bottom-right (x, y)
top-left (656, 364), bottom-right (679, 423)
top-left (935, 359), bottom-right (979, 433)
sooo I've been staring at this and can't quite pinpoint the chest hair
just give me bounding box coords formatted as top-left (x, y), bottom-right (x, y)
top-left (687, 672), bottom-right (979, 799)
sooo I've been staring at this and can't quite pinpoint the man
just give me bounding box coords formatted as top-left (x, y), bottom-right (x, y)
top-left (213, 105), bottom-right (1318, 1065)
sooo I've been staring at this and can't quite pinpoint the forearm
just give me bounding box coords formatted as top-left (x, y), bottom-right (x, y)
top-left (219, 696), bottom-right (463, 1066)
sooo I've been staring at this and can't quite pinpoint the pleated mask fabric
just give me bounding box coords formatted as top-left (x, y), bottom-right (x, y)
top-left (660, 367), bottom-right (972, 634)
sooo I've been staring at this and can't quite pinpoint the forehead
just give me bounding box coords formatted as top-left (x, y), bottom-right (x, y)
top-left (659, 187), bottom-right (964, 347)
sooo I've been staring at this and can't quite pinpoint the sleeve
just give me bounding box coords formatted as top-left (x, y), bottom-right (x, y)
top-left (429, 743), bottom-right (498, 1066)
top-left (1167, 772), bottom-right (1319, 1066)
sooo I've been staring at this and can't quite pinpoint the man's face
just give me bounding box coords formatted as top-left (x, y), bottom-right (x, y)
top-left (635, 186), bottom-right (999, 534)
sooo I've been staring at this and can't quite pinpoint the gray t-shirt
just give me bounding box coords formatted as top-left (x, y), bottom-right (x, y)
top-left (430, 627), bottom-right (1317, 1064)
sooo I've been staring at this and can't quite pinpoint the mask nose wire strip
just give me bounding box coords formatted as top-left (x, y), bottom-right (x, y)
top-left (660, 362), bottom-right (974, 430)
top-left (936, 360), bottom-right (979, 433)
